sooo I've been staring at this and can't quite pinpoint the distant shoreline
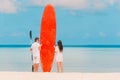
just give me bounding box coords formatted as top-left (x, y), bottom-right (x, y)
top-left (0, 45), bottom-right (120, 48)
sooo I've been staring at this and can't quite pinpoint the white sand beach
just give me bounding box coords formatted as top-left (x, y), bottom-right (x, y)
top-left (0, 72), bottom-right (120, 80)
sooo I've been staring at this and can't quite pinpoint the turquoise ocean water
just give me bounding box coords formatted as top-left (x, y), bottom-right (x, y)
top-left (0, 45), bottom-right (120, 72)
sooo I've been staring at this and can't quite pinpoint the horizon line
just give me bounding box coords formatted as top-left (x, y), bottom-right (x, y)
top-left (0, 44), bottom-right (120, 48)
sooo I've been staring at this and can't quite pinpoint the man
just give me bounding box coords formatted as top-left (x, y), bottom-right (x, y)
top-left (30, 37), bottom-right (41, 72)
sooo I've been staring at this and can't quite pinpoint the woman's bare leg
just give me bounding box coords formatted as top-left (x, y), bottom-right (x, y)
top-left (56, 62), bottom-right (60, 72)
top-left (60, 62), bottom-right (64, 72)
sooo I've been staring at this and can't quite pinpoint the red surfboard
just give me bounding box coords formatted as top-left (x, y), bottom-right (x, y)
top-left (40, 4), bottom-right (56, 72)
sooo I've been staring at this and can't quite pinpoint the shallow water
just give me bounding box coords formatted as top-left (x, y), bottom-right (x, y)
top-left (0, 47), bottom-right (120, 72)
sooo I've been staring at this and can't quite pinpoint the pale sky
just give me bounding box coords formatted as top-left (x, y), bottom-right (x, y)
top-left (0, 0), bottom-right (120, 45)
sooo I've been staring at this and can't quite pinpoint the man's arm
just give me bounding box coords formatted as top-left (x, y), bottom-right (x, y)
top-left (38, 44), bottom-right (42, 51)
top-left (30, 48), bottom-right (32, 51)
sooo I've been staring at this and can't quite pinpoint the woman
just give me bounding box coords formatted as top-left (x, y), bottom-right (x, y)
top-left (55, 40), bottom-right (64, 72)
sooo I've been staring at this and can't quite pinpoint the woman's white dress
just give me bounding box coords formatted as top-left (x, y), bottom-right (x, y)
top-left (55, 46), bottom-right (63, 62)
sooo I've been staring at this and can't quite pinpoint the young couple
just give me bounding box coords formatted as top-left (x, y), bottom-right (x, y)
top-left (30, 37), bottom-right (64, 72)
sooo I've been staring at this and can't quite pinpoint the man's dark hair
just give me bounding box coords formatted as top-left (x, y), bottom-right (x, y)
top-left (34, 37), bottom-right (39, 42)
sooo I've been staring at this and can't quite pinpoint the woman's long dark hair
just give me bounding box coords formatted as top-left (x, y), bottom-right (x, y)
top-left (58, 40), bottom-right (63, 52)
